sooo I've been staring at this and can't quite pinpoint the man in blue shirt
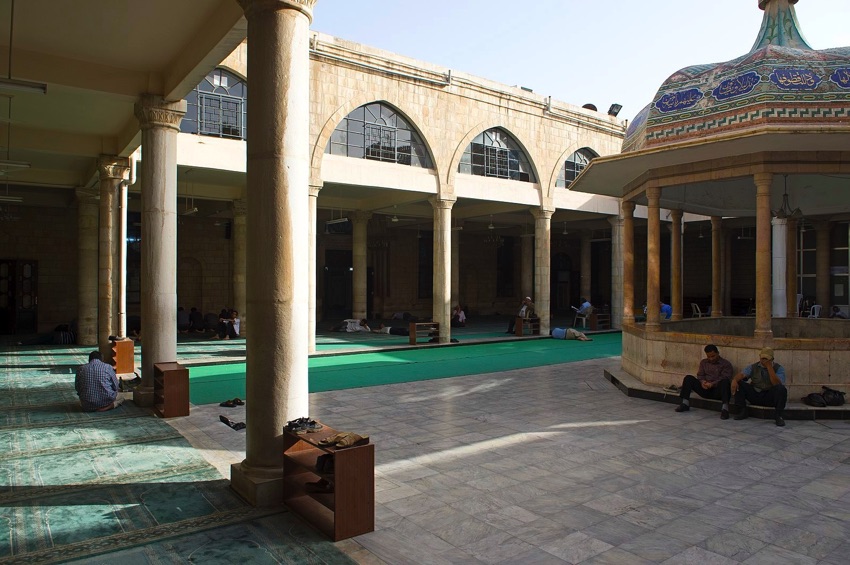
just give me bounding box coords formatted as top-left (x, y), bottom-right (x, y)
top-left (75, 351), bottom-right (124, 412)
top-left (731, 347), bottom-right (787, 426)
top-left (660, 301), bottom-right (673, 319)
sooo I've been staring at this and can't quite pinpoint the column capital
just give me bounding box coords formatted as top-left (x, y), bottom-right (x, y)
top-left (711, 216), bottom-right (723, 230)
top-left (531, 207), bottom-right (554, 220)
top-left (309, 183), bottom-right (322, 198)
top-left (238, 0), bottom-right (316, 23)
top-left (753, 172), bottom-right (773, 189)
top-left (233, 199), bottom-right (247, 217)
top-left (646, 185), bottom-right (661, 201)
top-left (97, 155), bottom-right (130, 180)
top-left (429, 196), bottom-right (456, 210)
top-left (622, 200), bottom-right (636, 216)
top-left (771, 217), bottom-right (788, 227)
top-left (608, 215), bottom-right (623, 229)
top-left (134, 95), bottom-right (187, 131)
top-left (75, 187), bottom-right (99, 201)
top-left (669, 209), bottom-right (683, 221)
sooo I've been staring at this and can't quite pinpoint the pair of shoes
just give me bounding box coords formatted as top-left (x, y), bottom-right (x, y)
top-left (219, 415), bottom-right (246, 431)
top-left (285, 417), bottom-right (323, 433)
top-left (318, 432), bottom-right (370, 448)
top-left (305, 478), bottom-right (333, 494)
top-left (674, 404), bottom-right (689, 413)
top-left (775, 416), bottom-right (786, 427)
top-left (219, 397), bottom-right (245, 407)
top-left (721, 409), bottom-right (729, 420)
top-left (733, 407), bottom-right (748, 421)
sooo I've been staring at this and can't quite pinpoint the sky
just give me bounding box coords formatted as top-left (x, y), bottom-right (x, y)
top-left (310, 0), bottom-right (850, 123)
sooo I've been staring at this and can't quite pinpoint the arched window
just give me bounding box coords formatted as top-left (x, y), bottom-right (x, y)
top-left (181, 68), bottom-right (247, 140)
top-left (557, 148), bottom-right (598, 187)
top-left (325, 102), bottom-right (432, 168)
top-left (459, 128), bottom-right (535, 182)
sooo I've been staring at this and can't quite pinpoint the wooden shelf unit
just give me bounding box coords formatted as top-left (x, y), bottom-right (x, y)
top-left (153, 362), bottom-right (189, 418)
top-left (408, 322), bottom-right (439, 345)
top-left (283, 423), bottom-right (374, 541)
top-left (110, 337), bottom-right (135, 375)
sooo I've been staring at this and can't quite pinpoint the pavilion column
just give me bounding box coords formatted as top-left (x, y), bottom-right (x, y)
top-left (723, 230), bottom-right (733, 316)
top-left (608, 215), bottom-right (623, 329)
top-left (133, 97), bottom-right (185, 403)
top-left (532, 208), bottom-right (553, 335)
top-left (622, 201), bottom-right (636, 325)
top-left (451, 219), bottom-right (461, 307)
top-left (233, 0), bottom-right (313, 506)
top-left (669, 209), bottom-right (683, 321)
top-left (521, 227), bottom-right (533, 299)
top-left (117, 177), bottom-right (129, 338)
top-left (580, 231), bottom-right (591, 303)
top-left (351, 211), bottom-right (370, 320)
top-left (431, 197), bottom-right (454, 343)
top-left (772, 217), bottom-right (788, 317)
top-left (232, 198), bottom-right (247, 336)
top-left (711, 216), bottom-right (723, 317)
top-left (308, 184), bottom-right (321, 353)
top-left (76, 188), bottom-right (99, 346)
top-left (97, 156), bottom-right (129, 357)
top-left (645, 186), bottom-right (662, 331)
top-left (786, 219), bottom-right (798, 316)
top-left (753, 173), bottom-right (773, 338)
top-left (815, 221), bottom-right (830, 311)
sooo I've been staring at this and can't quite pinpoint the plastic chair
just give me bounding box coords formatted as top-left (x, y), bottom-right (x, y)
top-left (574, 306), bottom-right (592, 328)
top-left (691, 303), bottom-right (708, 318)
top-left (809, 305), bottom-right (822, 318)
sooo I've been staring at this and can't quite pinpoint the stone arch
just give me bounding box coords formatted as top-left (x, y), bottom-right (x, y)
top-left (447, 123), bottom-right (542, 200)
top-left (311, 97), bottom-right (439, 188)
top-left (545, 144), bottom-right (601, 201)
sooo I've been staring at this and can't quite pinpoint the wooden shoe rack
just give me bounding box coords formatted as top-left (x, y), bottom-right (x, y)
top-left (282, 422), bottom-right (374, 541)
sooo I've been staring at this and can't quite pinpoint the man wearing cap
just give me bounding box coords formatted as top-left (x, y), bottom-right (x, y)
top-left (505, 296), bottom-right (536, 334)
top-left (730, 347), bottom-right (788, 426)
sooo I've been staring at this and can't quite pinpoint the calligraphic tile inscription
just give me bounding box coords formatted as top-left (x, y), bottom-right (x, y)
top-left (654, 89), bottom-right (704, 113)
top-left (829, 68), bottom-right (850, 89)
top-left (769, 68), bottom-right (822, 90)
top-left (712, 71), bottom-right (761, 101)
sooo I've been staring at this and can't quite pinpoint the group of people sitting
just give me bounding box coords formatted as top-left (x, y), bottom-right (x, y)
top-left (673, 344), bottom-right (788, 426)
top-left (211, 308), bottom-right (240, 340)
top-left (177, 307), bottom-right (206, 333)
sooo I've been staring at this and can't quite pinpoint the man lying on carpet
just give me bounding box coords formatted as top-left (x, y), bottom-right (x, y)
top-left (371, 323), bottom-right (409, 336)
top-left (75, 351), bottom-right (124, 412)
top-left (329, 318), bottom-right (372, 332)
top-left (550, 327), bottom-right (593, 341)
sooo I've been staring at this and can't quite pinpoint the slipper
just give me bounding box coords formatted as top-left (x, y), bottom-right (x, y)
top-left (232, 398), bottom-right (245, 406)
top-left (219, 400), bottom-right (236, 407)
top-left (336, 433), bottom-right (369, 448)
top-left (219, 415), bottom-right (246, 430)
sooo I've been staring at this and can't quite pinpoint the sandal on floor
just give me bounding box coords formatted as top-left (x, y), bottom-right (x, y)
top-left (220, 399), bottom-right (236, 407)
top-left (232, 397), bottom-right (245, 406)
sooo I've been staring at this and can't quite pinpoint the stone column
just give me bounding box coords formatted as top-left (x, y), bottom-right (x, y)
top-left (521, 228), bottom-right (533, 300)
top-left (753, 173), bottom-right (773, 338)
top-left (232, 198), bottom-right (247, 336)
top-left (772, 217), bottom-right (788, 317)
top-left (622, 201), bottom-right (636, 325)
top-left (97, 156), bottom-right (129, 356)
top-left (308, 184), bottom-right (321, 353)
top-left (133, 98), bottom-right (185, 403)
top-left (431, 197), bottom-right (454, 342)
top-left (786, 219), bottom-right (798, 316)
top-left (117, 179), bottom-right (129, 338)
top-left (532, 208), bottom-right (553, 335)
top-left (711, 216), bottom-right (723, 317)
top-left (723, 231), bottom-right (733, 316)
top-left (815, 221), bottom-right (830, 311)
top-left (669, 209), bottom-right (683, 321)
top-left (645, 186), bottom-right (662, 331)
top-left (351, 211), bottom-right (370, 320)
top-left (76, 188), bottom-right (99, 346)
top-left (608, 215), bottom-right (623, 329)
top-left (580, 231), bottom-right (591, 303)
top-left (233, 0), bottom-right (313, 507)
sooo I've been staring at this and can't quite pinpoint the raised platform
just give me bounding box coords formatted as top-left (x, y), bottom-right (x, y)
top-left (604, 366), bottom-right (850, 421)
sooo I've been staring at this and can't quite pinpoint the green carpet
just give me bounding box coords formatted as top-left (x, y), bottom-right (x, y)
top-left (188, 333), bottom-right (622, 403)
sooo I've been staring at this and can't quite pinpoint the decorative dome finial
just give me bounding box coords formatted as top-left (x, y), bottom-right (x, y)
top-left (752, 0), bottom-right (810, 51)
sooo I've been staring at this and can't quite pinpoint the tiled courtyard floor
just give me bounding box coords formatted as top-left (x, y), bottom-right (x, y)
top-left (176, 355), bottom-right (850, 564)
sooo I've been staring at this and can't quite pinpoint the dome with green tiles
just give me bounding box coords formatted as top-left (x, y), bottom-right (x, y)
top-left (623, 0), bottom-right (850, 153)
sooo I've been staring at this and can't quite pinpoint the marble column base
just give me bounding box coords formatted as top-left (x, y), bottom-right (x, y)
top-left (231, 461), bottom-right (284, 507)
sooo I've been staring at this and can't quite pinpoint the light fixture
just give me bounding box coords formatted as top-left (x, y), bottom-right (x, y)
top-left (698, 225), bottom-right (704, 239)
top-left (772, 175), bottom-right (802, 219)
top-left (179, 207), bottom-right (198, 216)
top-left (0, 195), bottom-right (22, 203)
top-left (325, 217), bottom-right (349, 225)
top-left (0, 78), bottom-right (46, 95)
top-left (608, 103), bottom-right (623, 117)
top-left (391, 215), bottom-right (399, 222)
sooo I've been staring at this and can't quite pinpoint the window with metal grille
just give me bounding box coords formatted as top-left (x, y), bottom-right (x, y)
top-left (325, 102), bottom-right (432, 168)
top-left (181, 68), bottom-right (247, 140)
top-left (556, 148), bottom-right (598, 187)
top-left (459, 128), bottom-right (534, 182)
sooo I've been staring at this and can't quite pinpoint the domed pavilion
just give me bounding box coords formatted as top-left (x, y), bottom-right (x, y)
top-left (570, 0), bottom-right (850, 399)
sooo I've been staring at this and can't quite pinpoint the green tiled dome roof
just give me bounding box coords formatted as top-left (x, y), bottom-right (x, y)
top-left (623, 0), bottom-right (850, 153)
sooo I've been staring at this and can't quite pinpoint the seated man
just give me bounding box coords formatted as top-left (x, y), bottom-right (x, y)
top-left (75, 351), bottom-right (123, 412)
top-left (674, 344), bottom-right (733, 419)
top-left (189, 307), bottom-right (205, 332)
top-left (451, 304), bottom-right (466, 328)
top-left (731, 347), bottom-right (788, 427)
top-left (577, 297), bottom-right (592, 315)
top-left (829, 306), bottom-right (847, 319)
top-left (506, 297), bottom-right (536, 334)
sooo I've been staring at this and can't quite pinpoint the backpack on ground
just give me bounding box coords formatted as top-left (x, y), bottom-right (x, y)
top-left (802, 393), bottom-right (827, 407)
top-left (821, 386), bottom-right (846, 406)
